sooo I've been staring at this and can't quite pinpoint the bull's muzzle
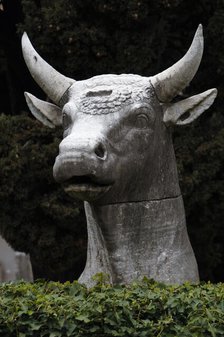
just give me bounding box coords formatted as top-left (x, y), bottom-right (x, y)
top-left (53, 136), bottom-right (114, 201)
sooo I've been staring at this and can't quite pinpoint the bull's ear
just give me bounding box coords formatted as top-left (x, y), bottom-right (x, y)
top-left (24, 92), bottom-right (62, 128)
top-left (163, 88), bottom-right (217, 126)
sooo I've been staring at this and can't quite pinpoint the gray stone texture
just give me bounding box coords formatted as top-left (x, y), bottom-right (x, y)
top-left (22, 25), bottom-right (217, 286)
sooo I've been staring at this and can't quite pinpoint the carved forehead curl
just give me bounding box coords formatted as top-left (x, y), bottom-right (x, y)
top-left (77, 83), bottom-right (155, 115)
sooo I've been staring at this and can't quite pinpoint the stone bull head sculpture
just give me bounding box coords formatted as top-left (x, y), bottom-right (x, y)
top-left (22, 25), bottom-right (217, 286)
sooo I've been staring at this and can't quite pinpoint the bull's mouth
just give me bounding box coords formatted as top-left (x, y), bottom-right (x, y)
top-left (62, 175), bottom-right (113, 201)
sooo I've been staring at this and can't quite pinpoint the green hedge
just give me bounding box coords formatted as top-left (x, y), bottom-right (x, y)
top-left (0, 278), bottom-right (223, 336)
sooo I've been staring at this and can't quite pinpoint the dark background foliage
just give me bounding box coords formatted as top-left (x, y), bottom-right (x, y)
top-left (0, 0), bottom-right (223, 282)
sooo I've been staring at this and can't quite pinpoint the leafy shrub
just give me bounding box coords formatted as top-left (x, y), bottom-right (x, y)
top-left (0, 278), bottom-right (223, 337)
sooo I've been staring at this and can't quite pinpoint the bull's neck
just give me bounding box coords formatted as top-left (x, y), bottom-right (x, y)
top-left (79, 196), bottom-right (198, 287)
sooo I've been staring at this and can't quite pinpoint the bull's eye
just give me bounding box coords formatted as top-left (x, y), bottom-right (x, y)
top-left (135, 113), bottom-right (149, 129)
top-left (62, 112), bottom-right (71, 130)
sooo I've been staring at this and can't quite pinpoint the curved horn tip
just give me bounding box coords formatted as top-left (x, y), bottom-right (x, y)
top-left (21, 32), bottom-right (35, 54)
top-left (21, 32), bottom-right (29, 46)
top-left (21, 32), bottom-right (75, 106)
top-left (194, 24), bottom-right (203, 43)
top-left (150, 24), bottom-right (204, 103)
top-left (197, 24), bottom-right (203, 35)
top-left (22, 31), bottom-right (28, 38)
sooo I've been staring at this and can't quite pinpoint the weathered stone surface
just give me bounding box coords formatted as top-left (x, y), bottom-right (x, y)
top-left (22, 25), bottom-right (217, 285)
top-left (53, 79), bottom-right (181, 203)
top-left (0, 235), bottom-right (33, 282)
top-left (79, 197), bottom-right (199, 287)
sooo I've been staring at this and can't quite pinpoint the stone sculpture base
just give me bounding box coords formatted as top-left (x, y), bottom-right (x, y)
top-left (79, 196), bottom-right (199, 287)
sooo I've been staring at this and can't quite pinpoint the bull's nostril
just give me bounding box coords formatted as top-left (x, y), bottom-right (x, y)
top-left (94, 143), bottom-right (106, 159)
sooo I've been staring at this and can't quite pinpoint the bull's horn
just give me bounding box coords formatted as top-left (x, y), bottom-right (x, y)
top-left (22, 32), bottom-right (75, 106)
top-left (150, 24), bottom-right (204, 102)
